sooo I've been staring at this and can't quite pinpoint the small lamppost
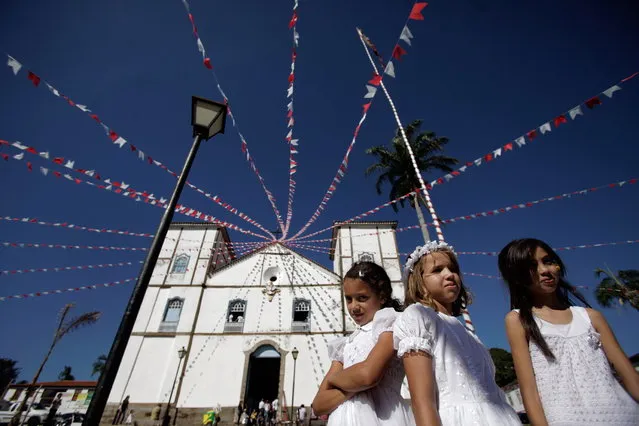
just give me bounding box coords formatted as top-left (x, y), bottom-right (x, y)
top-left (85, 96), bottom-right (226, 424)
top-left (163, 346), bottom-right (188, 426)
top-left (290, 347), bottom-right (299, 425)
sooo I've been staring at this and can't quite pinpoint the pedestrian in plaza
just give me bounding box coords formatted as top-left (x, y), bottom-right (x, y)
top-left (151, 404), bottom-right (161, 426)
top-left (112, 395), bottom-right (130, 425)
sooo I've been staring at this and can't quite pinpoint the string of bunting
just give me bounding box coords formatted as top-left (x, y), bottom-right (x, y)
top-left (455, 240), bottom-right (639, 256)
top-left (289, 2), bottom-right (429, 240)
top-left (0, 215), bottom-right (154, 238)
top-left (289, 191), bottom-right (416, 242)
top-left (283, 0), bottom-right (301, 239)
top-left (1, 241), bottom-right (148, 251)
top-left (178, 0), bottom-right (285, 235)
top-left (0, 277), bottom-right (137, 302)
top-left (0, 149), bottom-right (270, 239)
top-left (424, 72), bottom-right (638, 191)
top-left (1, 260), bottom-right (143, 276)
top-left (3, 54), bottom-right (272, 238)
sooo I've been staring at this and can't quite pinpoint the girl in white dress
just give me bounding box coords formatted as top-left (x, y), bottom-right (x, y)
top-left (312, 261), bottom-right (414, 426)
top-left (500, 238), bottom-right (639, 425)
top-left (394, 241), bottom-right (520, 426)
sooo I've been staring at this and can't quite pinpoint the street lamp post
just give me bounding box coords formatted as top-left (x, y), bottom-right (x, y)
top-left (163, 347), bottom-right (187, 426)
top-left (84, 96), bottom-right (227, 425)
top-left (290, 347), bottom-right (299, 425)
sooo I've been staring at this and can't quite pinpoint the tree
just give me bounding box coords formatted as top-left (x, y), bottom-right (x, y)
top-left (0, 358), bottom-right (21, 393)
top-left (365, 119), bottom-right (458, 243)
top-left (594, 268), bottom-right (639, 310)
top-left (91, 354), bottom-right (107, 377)
top-left (489, 348), bottom-right (517, 388)
top-left (58, 366), bottom-right (75, 381)
top-left (11, 304), bottom-right (100, 425)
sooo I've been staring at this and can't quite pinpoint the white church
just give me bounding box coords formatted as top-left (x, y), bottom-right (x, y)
top-left (102, 220), bottom-right (405, 424)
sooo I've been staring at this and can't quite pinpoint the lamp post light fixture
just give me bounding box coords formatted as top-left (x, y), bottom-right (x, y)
top-left (84, 97), bottom-right (227, 425)
top-left (163, 347), bottom-right (188, 426)
top-left (290, 347), bottom-right (299, 425)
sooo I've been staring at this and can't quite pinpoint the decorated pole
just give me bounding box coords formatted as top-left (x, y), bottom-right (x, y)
top-left (356, 28), bottom-right (445, 244)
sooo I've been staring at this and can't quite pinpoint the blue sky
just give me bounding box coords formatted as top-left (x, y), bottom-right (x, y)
top-left (1, 0), bottom-right (638, 382)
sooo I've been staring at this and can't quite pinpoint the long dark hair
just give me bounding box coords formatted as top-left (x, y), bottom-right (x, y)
top-left (344, 261), bottom-right (403, 311)
top-left (498, 238), bottom-right (590, 359)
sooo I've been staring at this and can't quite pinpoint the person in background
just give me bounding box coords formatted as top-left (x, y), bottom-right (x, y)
top-left (125, 409), bottom-right (135, 425)
top-left (271, 398), bottom-right (279, 424)
top-left (112, 395), bottom-right (129, 425)
top-left (240, 409), bottom-right (249, 425)
top-left (151, 404), bottom-right (161, 426)
top-left (45, 393), bottom-right (62, 426)
top-left (297, 404), bottom-right (307, 425)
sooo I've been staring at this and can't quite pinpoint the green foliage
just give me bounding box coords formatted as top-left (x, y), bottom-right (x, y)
top-left (594, 268), bottom-right (639, 310)
top-left (58, 365), bottom-right (75, 381)
top-left (489, 347), bottom-right (517, 387)
top-left (91, 354), bottom-right (107, 377)
top-left (0, 358), bottom-right (21, 391)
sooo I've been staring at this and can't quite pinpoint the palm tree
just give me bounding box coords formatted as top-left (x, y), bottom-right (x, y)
top-left (365, 119), bottom-right (458, 243)
top-left (594, 268), bottom-right (639, 310)
top-left (11, 304), bottom-right (100, 425)
top-left (58, 366), bottom-right (75, 381)
top-left (91, 354), bottom-right (107, 377)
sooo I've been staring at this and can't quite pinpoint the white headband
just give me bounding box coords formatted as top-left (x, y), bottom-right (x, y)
top-left (403, 241), bottom-right (456, 280)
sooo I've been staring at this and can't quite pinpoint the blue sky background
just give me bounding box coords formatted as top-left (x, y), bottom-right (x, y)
top-left (1, 0), bottom-right (638, 382)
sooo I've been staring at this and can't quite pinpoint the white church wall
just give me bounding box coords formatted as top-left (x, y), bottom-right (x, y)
top-left (150, 259), bottom-right (170, 285)
top-left (108, 336), bottom-right (144, 403)
top-left (142, 287), bottom-right (201, 333)
top-left (339, 227), bottom-right (352, 257)
top-left (351, 226), bottom-right (381, 263)
top-left (378, 230), bottom-right (398, 259)
top-left (206, 256), bottom-right (261, 287)
top-left (133, 286), bottom-right (160, 333)
top-left (165, 230), bottom-right (205, 286)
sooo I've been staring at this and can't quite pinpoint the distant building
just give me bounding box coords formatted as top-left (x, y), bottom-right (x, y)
top-left (2, 381), bottom-right (96, 414)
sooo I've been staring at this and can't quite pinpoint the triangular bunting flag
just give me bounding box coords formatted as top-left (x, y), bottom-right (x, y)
top-left (584, 96), bottom-right (601, 109)
top-left (602, 85), bottom-right (621, 98)
top-left (514, 136), bottom-right (526, 147)
top-left (287, 85), bottom-right (294, 98)
top-left (294, 29), bottom-right (300, 46)
top-left (7, 55), bottom-right (22, 75)
top-left (400, 26), bottom-right (414, 46)
top-left (364, 85), bottom-right (377, 99)
top-left (27, 71), bottom-right (41, 87)
top-left (539, 122), bottom-right (552, 134)
top-left (113, 137), bottom-right (127, 148)
top-left (368, 75), bottom-right (382, 86)
top-left (384, 61), bottom-right (396, 78)
top-left (289, 11), bottom-right (298, 29)
top-left (40, 167), bottom-right (48, 176)
top-left (553, 115), bottom-right (567, 127)
top-left (568, 106), bottom-right (583, 119)
top-left (290, 139), bottom-right (299, 146)
top-left (392, 44), bottom-right (407, 61)
top-left (409, 2), bottom-right (428, 20)
top-left (526, 129), bottom-right (538, 141)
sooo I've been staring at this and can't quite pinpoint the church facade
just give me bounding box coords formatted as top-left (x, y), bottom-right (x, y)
top-left (103, 221), bottom-right (403, 423)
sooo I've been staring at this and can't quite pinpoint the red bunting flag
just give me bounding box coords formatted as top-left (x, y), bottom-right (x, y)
top-left (409, 2), bottom-right (428, 20)
top-left (203, 58), bottom-right (213, 69)
top-left (585, 96), bottom-right (602, 109)
top-left (27, 71), bottom-right (40, 87)
top-left (526, 129), bottom-right (538, 141)
top-left (392, 45), bottom-right (408, 61)
top-left (362, 102), bottom-right (372, 113)
top-left (553, 115), bottom-right (568, 127)
top-left (368, 75), bottom-right (382, 86)
top-left (289, 11), bottom-right (298, 29)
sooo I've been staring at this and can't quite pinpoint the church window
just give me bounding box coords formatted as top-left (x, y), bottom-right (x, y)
top-left (224, 299), bottom-right (247, 332)
top-left (171, 253), bottom-right (189, 274)
top-left (292, 298), bottom-right (311, 332)
top-left (159, 297), bottom-right (184, 332)
top-left (358, 252), bottom-right (374, 263)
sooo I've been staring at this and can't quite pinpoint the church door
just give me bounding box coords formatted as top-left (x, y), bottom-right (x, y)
top-left (244, 344), bottom-right (281, 411)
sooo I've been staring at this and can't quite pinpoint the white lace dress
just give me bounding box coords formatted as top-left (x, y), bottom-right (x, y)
top-left (327, 308), bottom-right (414, 426)
top-left (518, 306), bottom-right (639, 425)
top-left (394, 304), bottom-right (520, 425)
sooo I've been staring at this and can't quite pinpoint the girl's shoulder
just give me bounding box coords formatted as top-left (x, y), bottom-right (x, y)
top-left (402, 303), bottom-right (440, 320)
top-left (371, 308), bottom-right (399, 340)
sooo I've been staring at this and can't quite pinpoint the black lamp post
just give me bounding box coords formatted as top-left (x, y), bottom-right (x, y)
top-left (84, 96), bottom-right (227, 425)
top-left (162, 346), bottom-right (187, 426)
top-left (290, 347), bottom-right (299, 425)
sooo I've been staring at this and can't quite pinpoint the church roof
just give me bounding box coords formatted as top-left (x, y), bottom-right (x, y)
top-left (329, 220), bottom-right (398, 260)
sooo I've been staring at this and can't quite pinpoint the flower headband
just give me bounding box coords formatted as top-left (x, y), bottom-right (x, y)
top-left (403, 240), bottom-right (455, 279)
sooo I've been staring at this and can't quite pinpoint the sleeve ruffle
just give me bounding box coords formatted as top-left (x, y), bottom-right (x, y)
top-left (371, 308), bottom-right (398, 342)
top-left (393, 304), bottom-right (438, 358)
top-left (327, 336), bottom-right (347, 363)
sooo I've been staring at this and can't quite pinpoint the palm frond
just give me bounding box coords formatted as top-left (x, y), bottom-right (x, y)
top-left (60, 312), bottom-right (101, 337)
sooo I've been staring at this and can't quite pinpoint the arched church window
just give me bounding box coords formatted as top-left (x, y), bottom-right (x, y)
top-left (292, 298), bottom-right (311, 332)
top-left (358, 252), bottom-right (374, 263)
top-left (171, 253), bottom-right (190, 274)
top-left (159, 297), bottom-right (184, 332)
top-left (225, 299), bottom-right (247, 332)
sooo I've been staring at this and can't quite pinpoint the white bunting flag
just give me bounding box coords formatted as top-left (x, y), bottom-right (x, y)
top-left (493, 147), bottom-right (502, 158)
top-left (197, 39), bottom-right (205, 56)
top-left (39, 152), bottom-right (49, 159)
top-left (287, 101), bottom-right (293, 111)
top-left (6, 55), bottom-right (22, 75)
top-left (64, 160), bottom-right (75, 169)
top-left (514, 136), bottom-right (526, 147)
top-left (85, 170), bottom-right (95, 177)
top-left (45, 83), bottom-right (60, 97)
top-left (294, 29), bottom-right (300, 46)
top-left (288, 117), bottom-right (294, 127)
top-left (138, 150), bottom-right (145, 160)
top-left (568, 106), bottom-right (583, 120)
top-left (400, 26), bottom-right (414, 46)
top-left (474, 158), bottom-right (482, 166)
top-left (76, 104), bottom-right (90, 112)
top-left (286, 130), bottom-right (292, 140)
top-left (364, 85), bottom-right (377, 98)
top-left (113, 137), bottom-right (127, 148)
top-left (290, 139), bottom-right (299, 146)
top-left (539, 122), bottom-right (552, 134)
top-left (13, 153), bottom-right (24, 160)
top-left (384, 61), bottom-right (396, 78)
top-left (602, 85), bottom-right (621, 98)
top-left (11, 142), bottom-right (28, 150)
top-left (287, 85), bottom-right (294, 98)
top-left (40, 167), bottom-right (49, 176)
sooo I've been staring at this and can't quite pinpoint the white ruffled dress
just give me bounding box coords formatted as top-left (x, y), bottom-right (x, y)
top-left (327, 308), bottom-right (414, 426)
top-left (518, 306), bottom-right (639, 425)
top-left (394, 304), bottom-right (520, 426)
